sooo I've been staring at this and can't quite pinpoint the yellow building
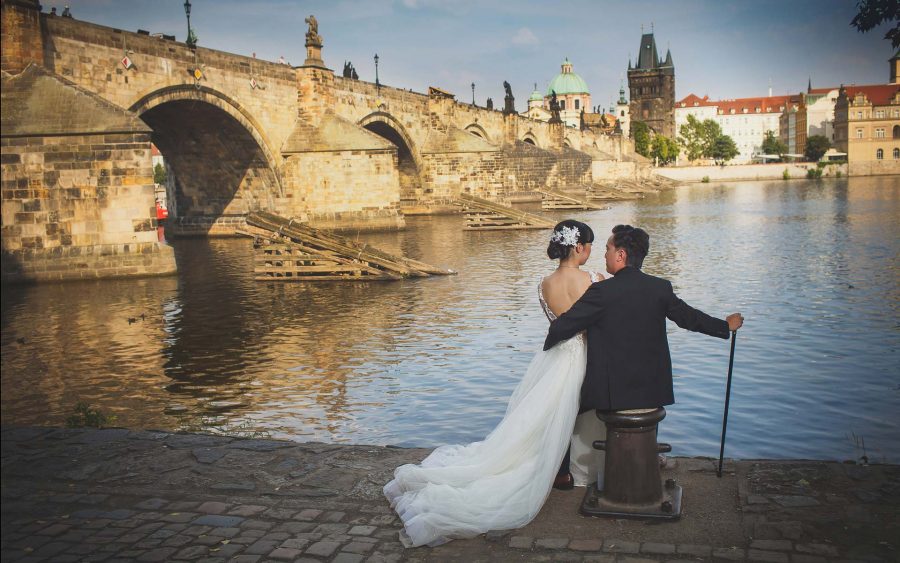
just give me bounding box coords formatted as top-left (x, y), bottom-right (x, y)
top-left (833, 82), bottom-right (900, 174)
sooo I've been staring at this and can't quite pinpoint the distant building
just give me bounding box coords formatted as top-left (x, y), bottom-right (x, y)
top-left (833, 83), bottom-right (900, 166)
top-left (675, 93), bottom-right (799, 163)
top-left (627, 31), bottom-right (675, 138)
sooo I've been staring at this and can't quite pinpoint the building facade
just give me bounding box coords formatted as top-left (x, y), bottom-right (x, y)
top-left (675, 94), bottom-right (798, 163)
top-left (833, 83), bottom-right (900, 172)
top-left (627, 32), bottom-right (675, 138)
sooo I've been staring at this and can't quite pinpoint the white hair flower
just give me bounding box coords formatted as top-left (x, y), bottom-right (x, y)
top-left (550, 225), bottom-right (580, 247)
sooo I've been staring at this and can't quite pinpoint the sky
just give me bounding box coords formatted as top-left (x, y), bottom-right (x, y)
top-left (59, 0), bottom-right (896, 112)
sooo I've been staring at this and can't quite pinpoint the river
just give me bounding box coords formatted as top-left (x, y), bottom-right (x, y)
top-left (2, 176), bottom-right (898, 462)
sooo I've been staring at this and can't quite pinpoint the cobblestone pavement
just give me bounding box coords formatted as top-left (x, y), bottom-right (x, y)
top-left (1, 426), bottom-right (897, 562)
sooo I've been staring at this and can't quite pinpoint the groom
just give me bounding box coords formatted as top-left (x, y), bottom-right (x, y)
top-left (544, 224), bottom-right (744, 489)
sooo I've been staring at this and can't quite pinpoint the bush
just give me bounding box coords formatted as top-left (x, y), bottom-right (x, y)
top-left (66, 402), bottom-right (117, 428)
top-left (782, 168), bottom-right (791, 180)
top-left (836, 171), bottom-right (842, 178)
top-left (701, 175), bottom-right (710, 183)
top-left (806, 168), bottom-right (823, 179)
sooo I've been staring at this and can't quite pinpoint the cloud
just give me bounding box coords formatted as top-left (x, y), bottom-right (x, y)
top-left (511, 27), bottom-right (539, 46)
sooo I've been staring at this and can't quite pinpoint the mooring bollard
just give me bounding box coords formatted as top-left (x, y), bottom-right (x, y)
top-left (580, 407), bottom-right (682, 520)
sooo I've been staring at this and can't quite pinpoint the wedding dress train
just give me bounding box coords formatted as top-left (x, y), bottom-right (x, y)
top-left (383, 274), bottom-right (604, 547)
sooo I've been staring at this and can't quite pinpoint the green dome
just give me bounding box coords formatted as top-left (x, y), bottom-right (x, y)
top-left (529, 89), bottom-right (543, 102)
top-left (546, 58), bottom-right (590, 96)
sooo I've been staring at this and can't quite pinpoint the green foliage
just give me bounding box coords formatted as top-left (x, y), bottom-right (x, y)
top-left (631, 121), bottom-right (651, 157)
top-left (153, 162), bottom-right (167, 185)
top-left (66, 402), bottom-right (117, 428)
top-left (710, 134), bottom-right (739, 164)
top-left (850, 0), bottom-right (900, 49)
top-left (701, 175), bottom-right (710, 183)
top-left (678, 114), bottom-right (723, 161)
top-left (650, 135), bottom-right (680, 165)
top-left (782, 168), bottom-right (791, 180)
top-left (176, 415), bottom-right (272, 439)
top-left (836, 170), bottom-right (842, 178)
top-left (805, 135), bottom-right (831, 162)
top-left (806, 167), bottom-right (823, 179)
top-left (761, 131), bottom-right (788, 158)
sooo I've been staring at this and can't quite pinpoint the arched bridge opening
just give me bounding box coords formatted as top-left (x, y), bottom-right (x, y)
top-left (131, 88), bottom-right (282, 236)
top-left (360, 116), bottom-right (421, 202)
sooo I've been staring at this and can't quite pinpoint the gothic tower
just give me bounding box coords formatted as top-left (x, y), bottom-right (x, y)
top-left (627, 30), bottom-right (675, 138)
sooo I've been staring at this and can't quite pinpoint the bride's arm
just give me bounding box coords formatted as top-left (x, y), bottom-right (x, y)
top-left (543, 283), bottom-right (604, 350)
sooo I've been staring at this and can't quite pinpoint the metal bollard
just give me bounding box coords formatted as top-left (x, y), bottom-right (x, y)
top-left (579, 407), bottom-right (682, 520)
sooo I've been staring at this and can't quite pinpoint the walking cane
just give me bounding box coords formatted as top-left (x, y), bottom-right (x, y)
top-left (717, 330), bottom-right (737, 478)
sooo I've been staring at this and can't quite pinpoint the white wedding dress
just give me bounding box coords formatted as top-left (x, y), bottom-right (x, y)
top-left (383, 273), bottom-right (605, 548)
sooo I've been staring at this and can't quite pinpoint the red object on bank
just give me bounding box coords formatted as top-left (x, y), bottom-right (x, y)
top-left (156, 201), bottom-right (169, 221)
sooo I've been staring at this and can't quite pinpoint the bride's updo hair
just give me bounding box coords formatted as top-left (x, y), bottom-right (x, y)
top-left (547, 220), bottom-right (594, 260)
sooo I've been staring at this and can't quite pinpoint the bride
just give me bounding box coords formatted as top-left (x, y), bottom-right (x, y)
top-left (384, 219), bottom-right (606, 548)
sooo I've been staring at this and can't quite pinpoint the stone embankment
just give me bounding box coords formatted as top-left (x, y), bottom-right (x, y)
top-left (1, 426), bottom-right (897, 562)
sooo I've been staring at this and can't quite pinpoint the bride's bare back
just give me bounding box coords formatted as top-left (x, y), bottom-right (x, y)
top-left (541, 269), bottom-right (602, 318)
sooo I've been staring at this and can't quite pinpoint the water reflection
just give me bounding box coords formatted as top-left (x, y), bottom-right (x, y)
top-left (1, 177), bottom-right (898, 462)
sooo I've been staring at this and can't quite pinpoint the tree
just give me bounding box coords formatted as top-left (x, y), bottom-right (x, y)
top-left (631, 121), bottom-right (651, 157)
top-left (678, 115), bottom-right (724, 161)
top-left (805, 135), bottom-right (831, 162)
top-left (153, 162), bottom-right (167, 185)
top-left (651, 135), bottom-right (680, 166)
top-left (851, 0), bottom-right (900, 49)
top-left (761, 130), bottom-right (788, 158)
top-left (678, 114), bottom-right (706, 161)
top-left (710, 135), bottom-right (739, 165)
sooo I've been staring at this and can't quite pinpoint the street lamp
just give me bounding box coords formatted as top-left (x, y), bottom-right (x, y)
top-left (374, 53), bottom-right (380, 92)
top-left (471, 82), bottom-right (475, 105)
top-left (183, 0), bottom-right (197, 49)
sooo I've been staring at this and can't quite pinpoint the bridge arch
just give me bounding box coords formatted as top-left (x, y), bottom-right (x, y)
top-left (128, 85), bottom-right (283, 227)
top-left (521, 131), bottom-right (539, 147)
top-left (358, 112), bottom-right (422, 201)
top-left (464, 123), bottom-right (491, 143)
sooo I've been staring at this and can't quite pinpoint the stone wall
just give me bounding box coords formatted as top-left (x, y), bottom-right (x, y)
top-left (848, 159), bottom-right (900, 176)
top-left (281, 149), bottom-right (403, 231)
top-left (1, 132), bottom-right (176, 282)
top-left (653, 162), bottom-right (849, 182)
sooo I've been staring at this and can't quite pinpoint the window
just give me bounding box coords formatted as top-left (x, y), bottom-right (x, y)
top-left (893, 125), bottom-right (900, 138)
top-left (876, 148), bottom-right (883, 159)
top-left (857, 111), bottom-right (863, 119)
top-left (574, 99), bottom-right (580, 110)
top-left (856, 129), bottom-right (863, 138)
top-left (561, 100), bottom-right (566, 110)
top-left (894, 148), bottom-right (900, 159)
top-left (875, 128), bottom-right (885, 138)
top-left (894, 110), bottom-right (900, 118)
top-left (875, 110), bottom-right (884, 118)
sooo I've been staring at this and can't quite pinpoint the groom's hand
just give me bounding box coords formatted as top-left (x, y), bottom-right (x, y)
top-left (726, 313), bottom-right (744, 332)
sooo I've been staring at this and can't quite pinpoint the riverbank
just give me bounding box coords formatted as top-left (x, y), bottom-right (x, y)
top-left (652, 163), bottom-right (849, 183)
top-left (2, 426), bottom-right (897, 562)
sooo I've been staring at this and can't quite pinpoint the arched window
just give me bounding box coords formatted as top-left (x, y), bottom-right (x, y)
top-left (893, 124), bottom-right (900, 139)
top-left (876, 148), bottom-right (884, 160)
top-left (894, 148), bottom-right (899, 159)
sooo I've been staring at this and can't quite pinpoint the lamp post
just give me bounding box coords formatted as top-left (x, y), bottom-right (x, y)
top-left (374, 53), bottom-right (380, 92)
top-left (183, 0), bottom-right (197, 49)
top-left (471, 82), bottom-right (475, 105)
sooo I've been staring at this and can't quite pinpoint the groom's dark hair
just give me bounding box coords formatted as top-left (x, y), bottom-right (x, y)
top-left (611, 224), bottom-right (649, 269)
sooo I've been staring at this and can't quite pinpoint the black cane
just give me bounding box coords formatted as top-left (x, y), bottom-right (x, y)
top-left (717, 330), bottom-right (737, 478)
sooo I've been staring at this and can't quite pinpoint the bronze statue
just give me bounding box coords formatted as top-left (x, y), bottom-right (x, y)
top-left (503, 81), bottom-right (515, 115)
top-left (549, 90), bottom-right (562, 124)
top-left (486, 97), bottom-right (494, 110)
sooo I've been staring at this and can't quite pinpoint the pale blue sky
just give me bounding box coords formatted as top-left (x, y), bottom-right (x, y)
top-left (61, 0), bottom-right (894, 111)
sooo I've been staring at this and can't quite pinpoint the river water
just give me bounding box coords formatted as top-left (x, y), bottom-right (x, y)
top-left (2, 177), bottom-right (898, 462)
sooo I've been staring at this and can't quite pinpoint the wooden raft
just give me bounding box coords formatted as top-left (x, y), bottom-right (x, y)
top-left (537, 188), bottom-right (608, 211)
top-left (240, 211), bottom-right (456, 281)
top-left (456, 193), bottom-right (556, 230)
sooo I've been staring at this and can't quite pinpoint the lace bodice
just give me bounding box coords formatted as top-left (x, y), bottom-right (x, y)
top-left (538, 271), bottom-right (602, 321)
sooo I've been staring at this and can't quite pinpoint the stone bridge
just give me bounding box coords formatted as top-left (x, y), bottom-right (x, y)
top-left (1, 0), bottom-right (646, 281)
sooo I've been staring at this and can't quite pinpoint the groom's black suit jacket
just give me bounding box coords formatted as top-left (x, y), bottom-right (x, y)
top-left (543, 266), bottom-right (730, 411)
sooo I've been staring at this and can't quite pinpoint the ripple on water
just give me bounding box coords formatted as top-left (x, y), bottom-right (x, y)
top-left (1, 177), bottom-right (898, 461)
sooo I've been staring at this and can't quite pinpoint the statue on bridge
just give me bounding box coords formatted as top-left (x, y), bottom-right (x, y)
top-left (305, 15), bottom-right (322, 47)
top-left (502, 81), bottom-right (516, 115)
top-left (486, 97), bottom-right (493, 110)
top-left (548, 90), bottom-right (562, 124)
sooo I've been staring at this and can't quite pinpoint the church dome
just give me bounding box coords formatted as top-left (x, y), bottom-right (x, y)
top-left (546, 58), bottom-right (590, 96)
top-left (529, 88), bottom-right (543, 102)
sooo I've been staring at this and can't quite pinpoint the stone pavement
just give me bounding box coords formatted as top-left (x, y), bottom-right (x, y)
top-left (1, 426), bottom-right (897, 562)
